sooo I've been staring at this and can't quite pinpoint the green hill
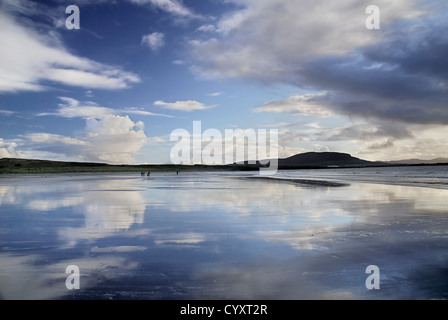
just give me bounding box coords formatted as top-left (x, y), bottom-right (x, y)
top-left (0, 158), bottom-right (232, 174)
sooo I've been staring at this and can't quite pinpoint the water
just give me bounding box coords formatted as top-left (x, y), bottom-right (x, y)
top-left (0, 166), bottom-right (447, 299)
top-left (270, 165), bottom-right (448, 190)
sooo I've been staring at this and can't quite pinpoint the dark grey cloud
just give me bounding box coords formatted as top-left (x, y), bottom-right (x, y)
top-left (363, 25), bottom-right (448, 80)
top-left (367, 138), bottom-right (395, 150)
top-left (190, 0), bottom-right (447, 125)
top-left (298, 18), bottom-right (448, 125)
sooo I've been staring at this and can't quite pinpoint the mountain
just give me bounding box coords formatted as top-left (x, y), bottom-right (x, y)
top-left (276, 152), bottom-right (376, 168)
top-left (240, 152), bottom-right (380, 169)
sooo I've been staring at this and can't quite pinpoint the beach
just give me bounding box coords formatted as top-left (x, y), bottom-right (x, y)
top-left (0, 166), bottom-right (447, 300)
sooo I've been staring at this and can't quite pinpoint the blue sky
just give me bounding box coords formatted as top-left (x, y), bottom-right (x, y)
top-left (0, 0), bottom-right (447, 164)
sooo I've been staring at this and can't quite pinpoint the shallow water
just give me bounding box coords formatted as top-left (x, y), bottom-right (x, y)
top-left (0, 168), bottom-right (447, 299)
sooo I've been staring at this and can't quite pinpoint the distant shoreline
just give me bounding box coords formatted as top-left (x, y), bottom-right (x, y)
top-left (1, 157), bottom-right (447, 175)
top-left (0, 158), bottom-right (235, 174)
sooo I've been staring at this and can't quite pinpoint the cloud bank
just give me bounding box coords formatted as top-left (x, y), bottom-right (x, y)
top-left (187, 0), bottom-right (448, 160)
top-left (190, 0), bottom-right (448, 125)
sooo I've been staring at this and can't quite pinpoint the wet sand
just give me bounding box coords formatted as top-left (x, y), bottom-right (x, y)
top-left (0, 170), bottom-right (447, 299)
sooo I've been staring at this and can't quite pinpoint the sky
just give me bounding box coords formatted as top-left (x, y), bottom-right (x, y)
top-left (0, 0), bottom-right (447, 164)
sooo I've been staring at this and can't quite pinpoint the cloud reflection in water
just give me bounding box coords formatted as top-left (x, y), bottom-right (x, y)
top-left (0, 172), bottom-right (447, 299)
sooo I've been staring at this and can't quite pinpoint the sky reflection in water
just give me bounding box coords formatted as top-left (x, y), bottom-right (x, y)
top-left (0, 172), bottom-right (447, 299)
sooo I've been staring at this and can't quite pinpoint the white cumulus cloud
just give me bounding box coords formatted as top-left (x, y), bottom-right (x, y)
top-left (0, 138), bottom-right (23, 158)
top-left (24, 97), bottom-right (164, 164)
top-left (83, 115), bottom-right (148, 164)
top-left (25, 115), bottom-right (149, 164)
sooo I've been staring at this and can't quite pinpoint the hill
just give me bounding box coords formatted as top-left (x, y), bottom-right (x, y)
top-left (277, 152), bottom-right (376, 168)
top-left (0, 158), bottom-right (234, 174)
